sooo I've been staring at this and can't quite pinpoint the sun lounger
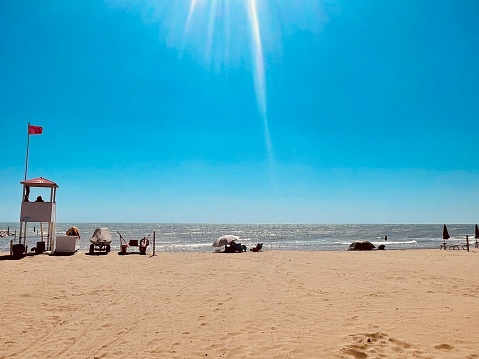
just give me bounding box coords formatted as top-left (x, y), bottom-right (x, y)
top-left (250, 243), bottom-right (263, 252)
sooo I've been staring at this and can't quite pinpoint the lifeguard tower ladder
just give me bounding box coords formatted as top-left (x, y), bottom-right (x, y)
top-left (16, 177), bottom-right (58, 257)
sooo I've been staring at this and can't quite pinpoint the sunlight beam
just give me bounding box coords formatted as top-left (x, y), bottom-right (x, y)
top-left (185, 0), bottom-right (198, 33)
top-left (247, 0), bottom-right (274, 172)
top-left (247, 0), bottom-right (266, 116)
top-left (205, 0), bottom-right (219, 66)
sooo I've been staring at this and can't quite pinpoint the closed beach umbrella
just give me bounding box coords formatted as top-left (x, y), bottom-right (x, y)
top-left (474, 225), bottom-right (479, 248)
top-left (442, 224), bottom-right (450, 240)
top-left (213, 235), bottom-right (239, 247)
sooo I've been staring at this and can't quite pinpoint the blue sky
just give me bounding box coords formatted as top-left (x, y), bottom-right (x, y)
top-left (1, 0), bottom-right (479, 224)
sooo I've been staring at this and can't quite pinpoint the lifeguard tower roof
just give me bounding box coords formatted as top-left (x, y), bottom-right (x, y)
top-left (20, 177), bottom-right (59, 188)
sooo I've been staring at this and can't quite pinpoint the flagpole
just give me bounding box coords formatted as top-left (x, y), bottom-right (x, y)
top-left (24, 122), bottom-right (30, 181)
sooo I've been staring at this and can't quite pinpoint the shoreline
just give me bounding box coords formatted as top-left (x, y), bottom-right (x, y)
top-left (0, 243), bottom-right (476, 261)
top-left (0, 246), bottom-right (471, 259)
top-left (1, 222), bottom-right (477, 252)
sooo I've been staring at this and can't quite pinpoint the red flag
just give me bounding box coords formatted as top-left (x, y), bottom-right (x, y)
top-left (28, 125), bottom-right (43, 135)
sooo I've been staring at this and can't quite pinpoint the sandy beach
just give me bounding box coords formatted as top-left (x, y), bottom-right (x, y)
top-left (0, 249), bottom-right (478, 358)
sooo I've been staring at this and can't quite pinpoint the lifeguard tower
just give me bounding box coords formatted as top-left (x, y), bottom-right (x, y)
top-left (16, 177), bottom-right (58, 257)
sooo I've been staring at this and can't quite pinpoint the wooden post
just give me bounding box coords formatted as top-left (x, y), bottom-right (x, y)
top-left (40, 222), bottom-right (44, 245)
top-left (466, 235), bottom-right (470, 252)
top-left (21, 222), bottom-right (27, 246)
top-left (153, 231), bottom-right (156, 256)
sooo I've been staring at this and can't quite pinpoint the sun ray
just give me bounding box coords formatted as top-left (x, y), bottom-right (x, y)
top-left (179, 0), bottom-right (199, 58)
top-left (222, 1), bottom-right (231, 69)
top-left (247, 0), bottom-right (274, 174)
top-left (205, 0), bottom-right (219, 66)
top-left (247, 0), bottom-right (266, 116)
top-left (185, 0), bottom-right (198, 33)
top-left (105, 1), bottom-right (331, 176)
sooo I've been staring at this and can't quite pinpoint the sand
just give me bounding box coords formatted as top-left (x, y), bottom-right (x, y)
top-left (0, 249), bottom-right (478, 358)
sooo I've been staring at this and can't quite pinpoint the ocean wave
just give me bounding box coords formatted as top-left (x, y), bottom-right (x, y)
top-left (1, 222), bottom-right (474, 252)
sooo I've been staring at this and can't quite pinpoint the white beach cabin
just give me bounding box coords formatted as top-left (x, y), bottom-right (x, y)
top-left (16, 177), bottom-right (59, 257)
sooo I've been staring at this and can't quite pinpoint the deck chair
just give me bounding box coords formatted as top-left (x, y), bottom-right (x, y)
top-left (250, 243), bottom-right (263, 252)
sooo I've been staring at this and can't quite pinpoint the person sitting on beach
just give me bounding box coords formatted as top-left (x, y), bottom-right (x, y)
top-left (233, 242), bottom-right (243, 252)
top-left (250, 243), bottom-right (263, 252)
top-left (35, 196), bottom-right (44, 202)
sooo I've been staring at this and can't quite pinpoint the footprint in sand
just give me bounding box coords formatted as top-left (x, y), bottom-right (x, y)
top-left (434, 343), bottom-right (454, 350)
top-left (340, 332), bottom-right (426, 358)
top-left (389, 338), bottom-right (411, 350)
top-left (340, 347), bottom-right (368, 359)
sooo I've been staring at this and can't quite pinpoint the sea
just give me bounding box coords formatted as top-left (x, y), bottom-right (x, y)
top-left (0, 222), bottom-right (475, 253)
